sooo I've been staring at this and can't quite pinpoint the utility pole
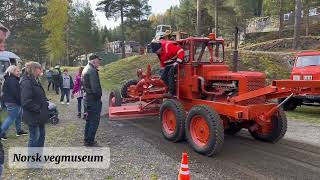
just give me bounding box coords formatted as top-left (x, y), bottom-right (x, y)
top-left (120, 5), bottom-right (126, 59)
top-left (278, 0), bottom-right (284, 38)
top-left (293, 0), bottom-right (301, 49)
top-left (215, 0), bottom-right (218, 37)
top-left (196, 0), bottom-right (202, 36)
top-left (233, 27), bottom-right (239, 72)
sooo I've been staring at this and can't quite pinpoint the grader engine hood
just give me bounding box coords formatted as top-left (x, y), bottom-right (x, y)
top-left (199, 71), bottom-right (267, 105)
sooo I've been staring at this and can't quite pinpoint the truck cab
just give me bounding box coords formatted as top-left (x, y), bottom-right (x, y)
top-left (281, 51), bottom-right (320, 110)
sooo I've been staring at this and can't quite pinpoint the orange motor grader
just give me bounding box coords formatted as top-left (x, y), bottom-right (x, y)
top-left (108, 34), bottom-right (320, 156)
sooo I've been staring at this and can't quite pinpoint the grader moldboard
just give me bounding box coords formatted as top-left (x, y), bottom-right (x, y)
top-left (108, 34), bottom-right (320, 156)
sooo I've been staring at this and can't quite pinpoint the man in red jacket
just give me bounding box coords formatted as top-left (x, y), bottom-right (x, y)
top-left (150, 40), bottom-right (184, 97)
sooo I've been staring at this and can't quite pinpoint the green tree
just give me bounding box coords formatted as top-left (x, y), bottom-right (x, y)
top-left (97, 0), bottom-right (140, 58)
top-left (125, 0), bottom-right (152, 45)
top-left (302, 0), bottom-right (320, 36)
top-left (43, 0), bottom-right (69, 64)
top-left (66, 2), bottom-right (105, 65)
top-left (1, 0), bottom-right (48, 63)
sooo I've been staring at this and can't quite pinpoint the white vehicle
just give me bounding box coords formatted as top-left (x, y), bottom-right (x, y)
top-left (0, 51), bottom-right (22, 110)
top-left (0, 51), bottom-right (22, 78)
top-left (155, 25), bottom-right (172, 40)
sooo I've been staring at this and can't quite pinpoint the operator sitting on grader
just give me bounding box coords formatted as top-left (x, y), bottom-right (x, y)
top-left (150, 40), bottom-right (184, 97)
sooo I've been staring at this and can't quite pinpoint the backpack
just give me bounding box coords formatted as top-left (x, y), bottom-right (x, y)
top-left (46, 70), bottom-right (52, 78)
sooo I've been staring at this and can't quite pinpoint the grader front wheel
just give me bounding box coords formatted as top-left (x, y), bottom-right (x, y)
top-left (186, 105), bottom-right (224, 156)
top-left (249, 109), bottom-right (287, 143)
top-left (160, 99), bottom-right (186, 142)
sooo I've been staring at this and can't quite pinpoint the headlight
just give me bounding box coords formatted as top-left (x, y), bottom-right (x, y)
top-left (304, 75), bottom-right (313, 80)
top-left (293, 75), bottom-right (301, 80)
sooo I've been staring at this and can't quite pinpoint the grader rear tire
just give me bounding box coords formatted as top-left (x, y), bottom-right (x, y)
top-left (121, 79), bottom-right (138, 98)
top-left (160, 99), bottom-right (186, 142)
top-left (249, 109), bottom-right (287, 143)
top-left (185, 105), bottom-right (224, 156)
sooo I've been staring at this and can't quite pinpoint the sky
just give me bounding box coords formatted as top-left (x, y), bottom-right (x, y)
top-left (89, 0), bottom-right (180, 29)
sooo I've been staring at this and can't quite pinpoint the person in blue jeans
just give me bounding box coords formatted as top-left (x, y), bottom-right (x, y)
top-left (1, 65), bottom-right (28, 140)
top-left (82, 55), bottom-right (103, 146)
top-left (20, 62), bottom-right (49, 147)
top-left (60, 69), bottom-right (73, 105)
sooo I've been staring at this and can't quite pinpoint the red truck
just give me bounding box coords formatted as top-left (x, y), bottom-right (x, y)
top-left (280, 51), bottom-right (320, 111)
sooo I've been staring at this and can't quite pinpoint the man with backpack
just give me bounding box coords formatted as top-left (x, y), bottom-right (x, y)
top-left (45, 68), bottom-right (54, 91)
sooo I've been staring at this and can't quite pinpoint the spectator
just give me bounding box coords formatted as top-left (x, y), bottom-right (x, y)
top-left (45, 68), bottom-right (54, 91)
top-left (60, 69), bottom-right (73, 105)
top-left (0, 23), bottom-right (9, 177)
top-left (82, 55), bottom-right (102, 147)
top-left (52, 65), bottom-right (62, 95)
top-left (20, 62), bottom-right (49, 148)
top-left (0, 65), bottom-right (28, 140)
top-left (72, 67), bottom-right (86, 118)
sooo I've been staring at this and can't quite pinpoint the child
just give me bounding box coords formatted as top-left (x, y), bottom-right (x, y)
top-left (60, 69), bottom-right (74, 105)
top-left (72, 67), bottom-right (86, 118)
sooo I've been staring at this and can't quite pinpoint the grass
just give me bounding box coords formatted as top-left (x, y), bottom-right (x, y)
top-left (99, 54), bottom-right (159, 90)
top-left (286, 105), bottom-right (320, 124)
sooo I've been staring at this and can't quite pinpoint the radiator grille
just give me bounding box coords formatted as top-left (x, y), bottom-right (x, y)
top-left (241, 78), bottom-right (266, 105)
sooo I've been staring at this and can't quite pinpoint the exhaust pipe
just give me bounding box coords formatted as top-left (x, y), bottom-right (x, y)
top-left (232, 26), bottom-right (239, 72)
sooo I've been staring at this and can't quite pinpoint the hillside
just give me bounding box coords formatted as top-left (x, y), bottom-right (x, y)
top-left (100, 54), bottom-right (159, 89)
top-left (242, 36), bottom-right (320, 52)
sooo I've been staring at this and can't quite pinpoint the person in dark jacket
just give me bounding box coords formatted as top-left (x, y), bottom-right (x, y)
top-left (82, 54), bottom-right (102, 147)
top-left (20, 62), bottom-right (49, 147)
top-left (45, 68), bottom-right (54, 91)
top-left (52, 65), bottom-right (62, 95)
top-left (0, 65), bottom-right (28, 140)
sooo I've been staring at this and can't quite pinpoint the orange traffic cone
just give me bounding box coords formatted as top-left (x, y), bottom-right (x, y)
top-left (178, 152), bottom-right (190, 180)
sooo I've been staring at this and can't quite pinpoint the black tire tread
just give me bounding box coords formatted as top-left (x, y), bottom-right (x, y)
top-left (121, 79), bottom-right (138, 98)
top-left (186, 105), bottom-right (224, 156)
top-left (250, 109), bottom-right (287, 143)
top-left (278, 98), bottom-right (301, 111)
